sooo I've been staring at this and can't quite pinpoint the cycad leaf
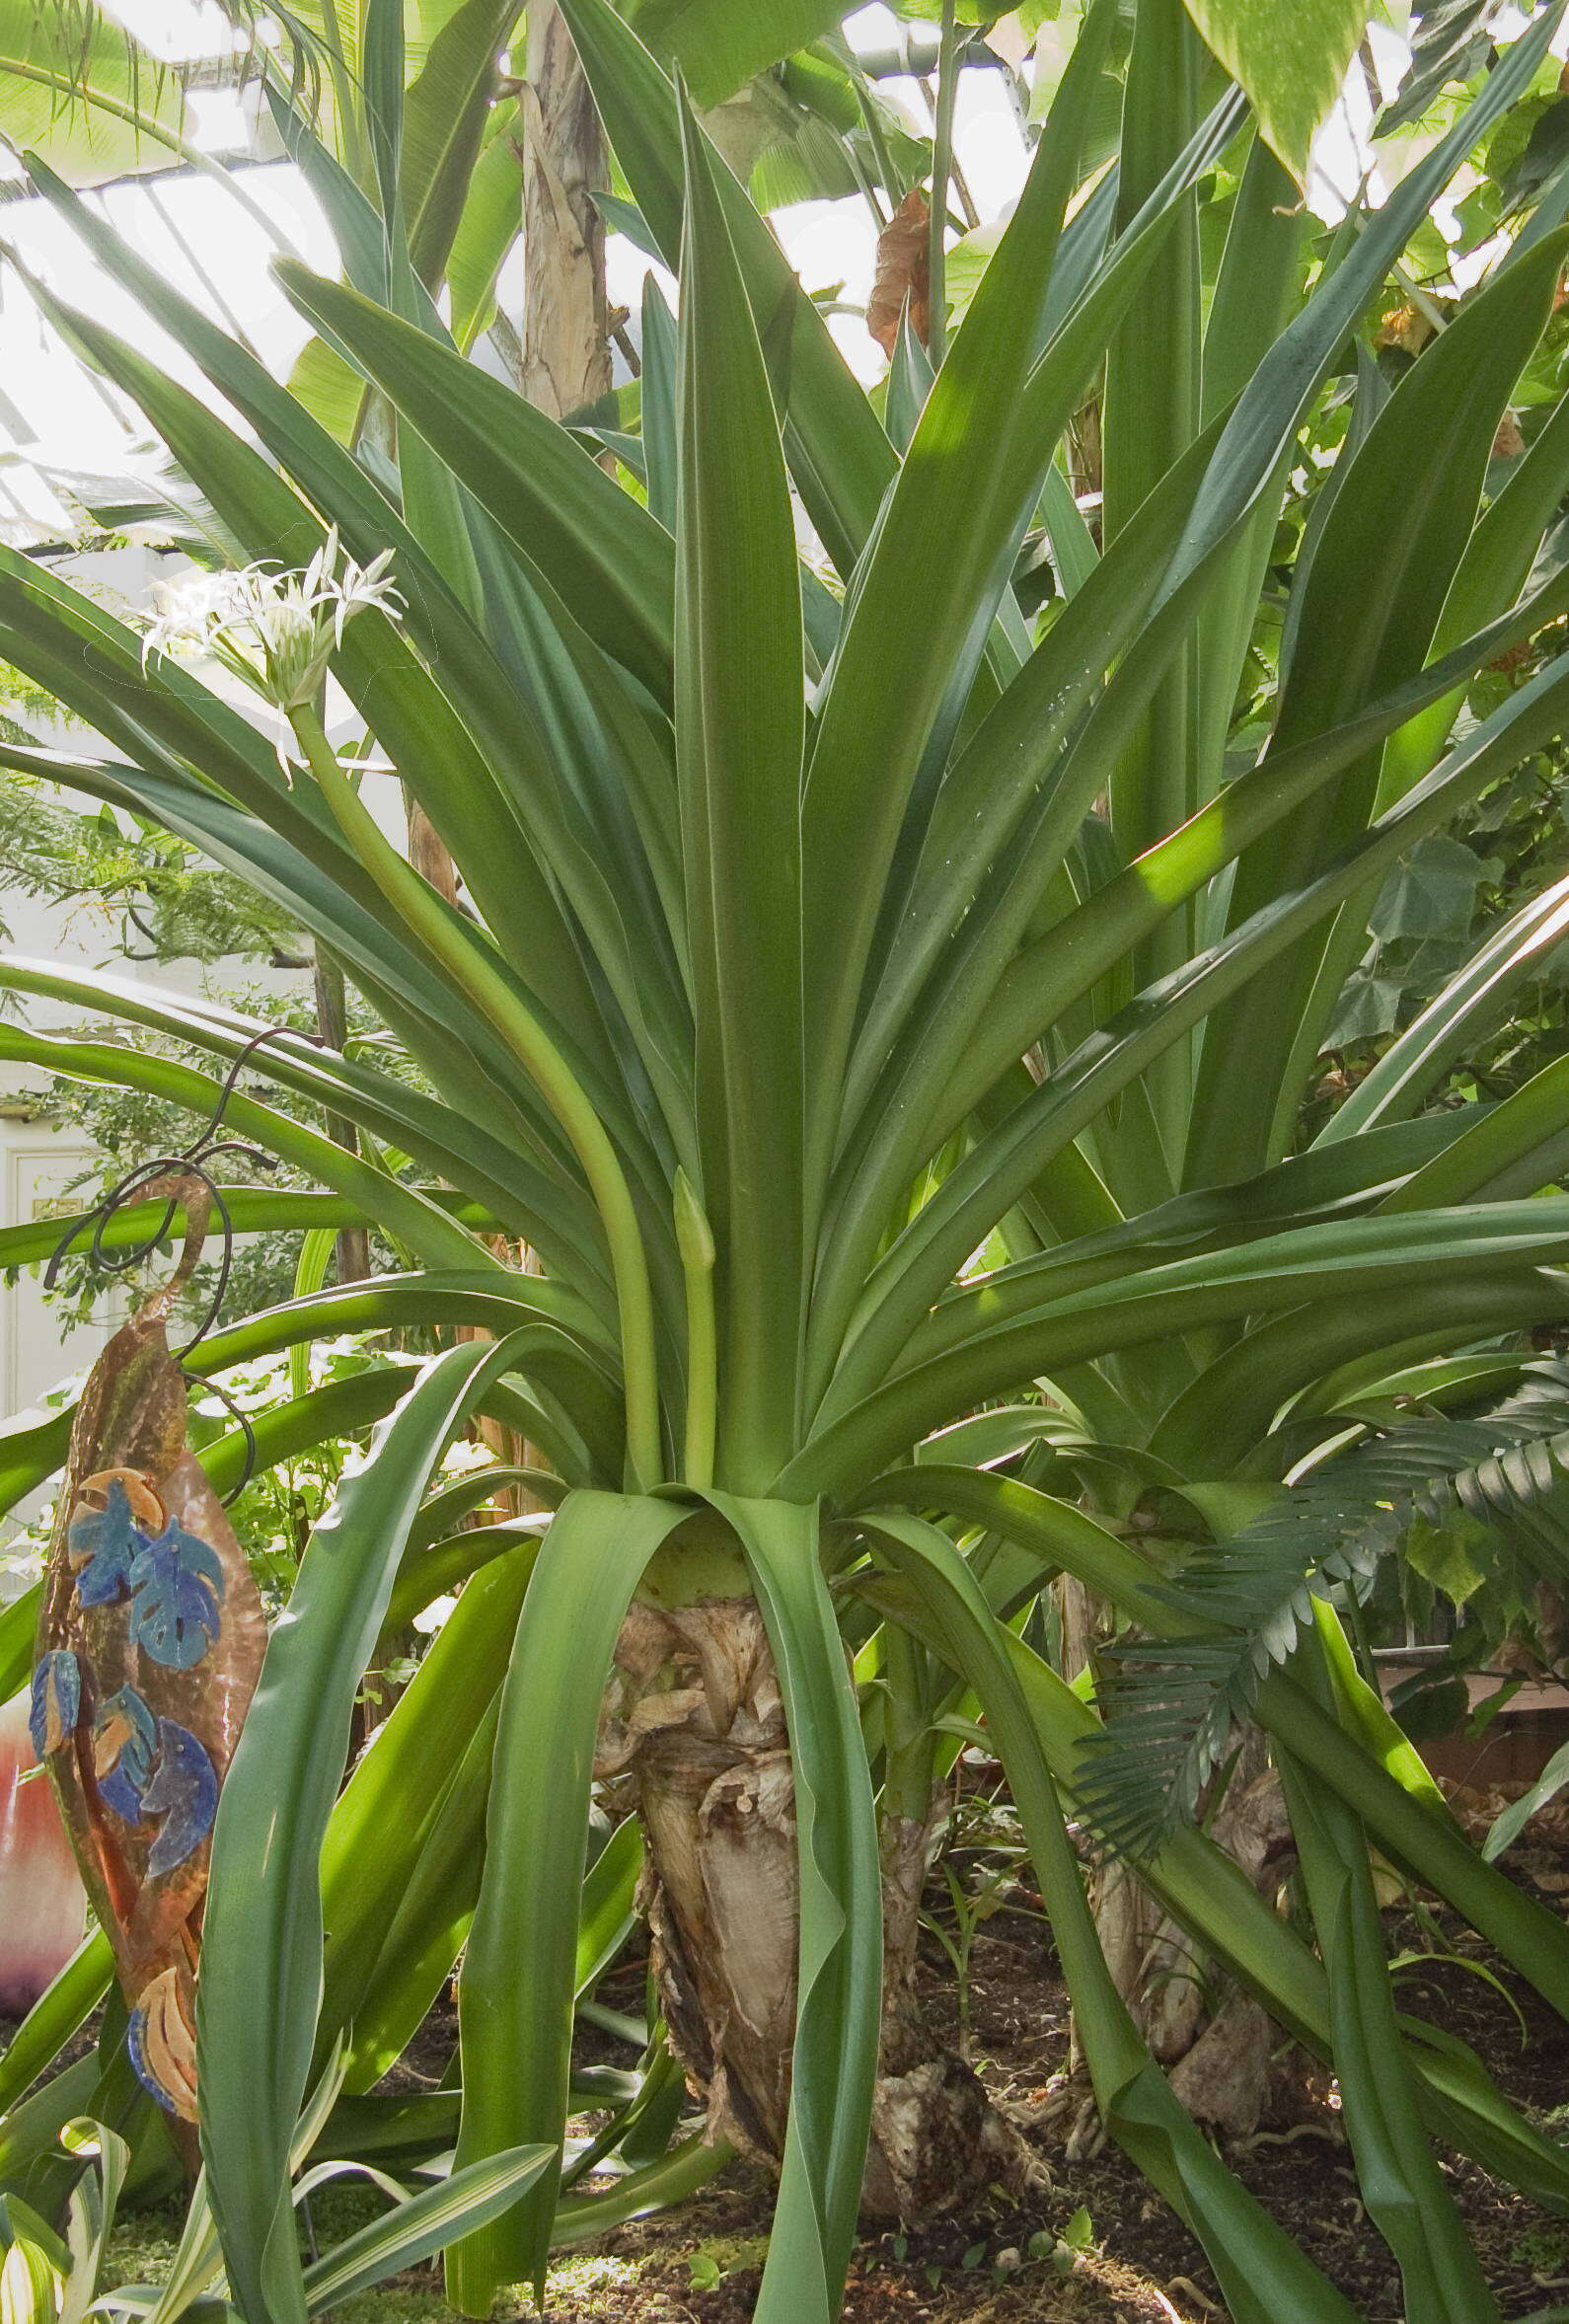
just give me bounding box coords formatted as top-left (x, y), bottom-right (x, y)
top-left (1083, 1375), bottom-right (1569, 1859)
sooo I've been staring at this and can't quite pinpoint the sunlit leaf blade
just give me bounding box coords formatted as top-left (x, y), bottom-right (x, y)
top-left (446, 1490), bottom-right (687, 2310)
top-left (708, 1495), bottom-right (881, 2324)
top-left (199, 1337), bottom-right (564, 2324)
top-left (1179, 0), bottom-right (1373, 187)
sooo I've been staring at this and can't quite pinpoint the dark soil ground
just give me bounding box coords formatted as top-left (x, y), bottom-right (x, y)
top-left (519, 1833), bottom-right (1569, 2324)
top-left (24, 1786), bottom-right (1569, 2323)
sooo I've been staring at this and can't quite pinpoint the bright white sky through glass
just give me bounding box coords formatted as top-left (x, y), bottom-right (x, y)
top-left (0, 0), bottom-right (1035, 541)
top-left (3, 0), bottom-right (1555, 544)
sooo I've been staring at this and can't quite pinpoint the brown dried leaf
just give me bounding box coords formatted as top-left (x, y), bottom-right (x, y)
top-left (1375, 301), bottom-right (1435, 356)
top-left (867, 187), bottom-right (931, 357)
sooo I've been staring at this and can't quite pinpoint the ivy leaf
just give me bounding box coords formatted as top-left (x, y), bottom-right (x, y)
top-left (1405, 1513), bottom-right (1489, 1610)
top-left (1323, 969), bottom-right (1405, 1046)
top-left (1489, 92), bottom-right (1569, 219)
top-left (128, 1524), bottom-right (225, 1671)
top-left (1370, 834), bottom-right (1486, 941)
top-left (66, 1478), bottom-right (146, 1607)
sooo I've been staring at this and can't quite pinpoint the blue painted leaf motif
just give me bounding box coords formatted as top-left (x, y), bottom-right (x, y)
top-left (93, 1684), bottom-right (159, 1823)
top-left (126, 1965), bottom-right (198, 2121)
top-left (127, 1523), bottom-right (225, 1670)
top-left (29, 1650), bottom-right (81, 1758)
top-left (67, 1479), bottom-right (147, 1607)
top-left (142, 1719), bottom-right (218, 1876)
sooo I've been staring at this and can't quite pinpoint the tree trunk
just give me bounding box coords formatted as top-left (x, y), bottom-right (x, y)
top-left (596, 1592), bottom-right (1039, 2221)
top-left (518, 0), bottom-right (611, 423)
top-left (1055, 1578), bottom-right (1284, 2145)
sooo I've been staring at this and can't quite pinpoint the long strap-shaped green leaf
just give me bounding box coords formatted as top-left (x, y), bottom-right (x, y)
top-left (0, 1018), bottom-right (502, 1279)
top-left (341, 1717), bottom-right (641, 2109)
top-left (67, 690), bottom-right (655, 1215)
top-left (1165, 3), bottom-right (1561, 607)
top-left (300, 2143), bottom-right (556, 2316)
top-left (22, 160), bottom-right (687, 1128)
top-left (673, 94), bottom-right (806, 1487)
top-left (0, 948), bottom-right (610, 1290)
top-left (198, 1335), bottom-right (566, 2324)
top-left (848, 1527), bottom-right (1569, 2212)
top-left (399, 0), bottom-right (521, 284)
top-left (272, 261), bottom-right (675, 705)
top-left (0, 1187), bottom-right (363, 1276)
top-left (0, 537), bottom-right (287, 810)
top-left (794, 0), bottom-right (1136, 1200)
top-left (1152, 1276), bottom-right (1569, 1475)
top-left (857, 1511), bottom-right (1360, 2324)
top-left (7, 546), bottom-right (660, 1279)
top-left (1193, 129), bottom-right (1308, 769)
top-left (1318, 869), bottom-right (1569, 1147)
top-left (0, 1274), bottom-right (621, 1546)
top-left (941, 559), bottom-right (1569, 1138)
top-left (317, 1551), bottom-right (533, 2065)
top-left (817, 547), bottom-right (1569, 1351)
top-left (1279, 1732), bottom-right (1500, 2320)
top-left (1188, 227), bottom-right (1569, 1184)
top-left (841, 412), bottom-right (1231, 1135)
top-left (199, 1368), bottom-right (424, 1498)
top-left (800, 1205), bottom-right (1569, 1483)
top-left (1259, 1658), bottom-right (1569, 2022)
top-left (18, 253), bottom-right (597, 1039)
top-left (703, 1493), bottom-right (881, 2324)
top-left (867, 1464), bottom-right (1569, 2024)
top-left (888, 1200), bottom-right (1569, 1381)
top-left (285, 711), bottom-right (665, 1486)
top-left (446, 1489), bottom-right (688, 2312)
top-left (815, 641), bottom-right (1569, 1415)
top-left (0, 596), bottom-right (608, 1203)
top-left (0, 1936), bottom-right (113, 2119)
top-left (1101, 0), bottom-right (1204, 1163)
top-left (1384, 1050), bottom-right (1569, 1213)
top-left (552, 0), bottom-right (895, 576)
top-left (873, 1110), bottom-right (1483, 1360)
top-left (56, 85), bottom-right (661, 707)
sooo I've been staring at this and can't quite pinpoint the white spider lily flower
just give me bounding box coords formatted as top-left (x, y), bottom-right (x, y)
top-left (141, 531), bottom-right (402, 752)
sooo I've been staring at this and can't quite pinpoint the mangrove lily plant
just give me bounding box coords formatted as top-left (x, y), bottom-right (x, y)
top-left (7, 1), bottom-right (1569, 2319)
